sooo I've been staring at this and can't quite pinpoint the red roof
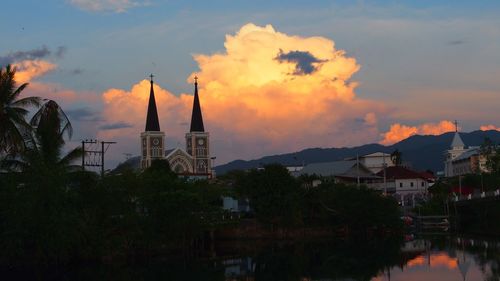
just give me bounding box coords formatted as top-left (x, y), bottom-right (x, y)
top-left (376, 166), bottom-right (426, 180)
top-left (451, 186), bottom-right (474, 195)
top-left (419, 171), bottom-right (436, 181)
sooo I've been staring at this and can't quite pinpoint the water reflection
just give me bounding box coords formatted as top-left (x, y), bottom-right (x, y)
top-left (2, 235), bottom-right (500, 281)
top-left (375, 237), bottom-right (485, 281)
top-left (216, 236), bottom-right (500, 281)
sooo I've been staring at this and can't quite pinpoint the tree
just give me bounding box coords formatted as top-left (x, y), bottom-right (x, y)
top-left (0, 65), bottom-right (41, 154)
top-left (480, 137), bottom-right (500, 174)
top-left (390, 149), bottom-right (402, 166)
top-left (0, 100), bottom-right (83, 265)
top-left (236, 164), bottom-right (303, 228)
top-left (5, 100), bottom-right (83, 177)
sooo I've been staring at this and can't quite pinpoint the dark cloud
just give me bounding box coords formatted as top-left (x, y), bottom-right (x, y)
top-left (447, 40), bottom-right (466, 46)
top-left (70, 68), bottom-right (84, 75)
top-left (55, 46), bottom-right (67, 58)
top-left (67, 108), bottom-right (101, 122)
top-left (275, 49), bottom-right (325, 75)
top-left (99, 122), bottom-right (133, 130)
top-left (0, 45), bottom-right (67, 66)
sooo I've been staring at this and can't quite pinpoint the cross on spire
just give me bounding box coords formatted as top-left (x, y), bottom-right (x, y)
top-left (149, 74), bottom-right (154, 83)
top-left (454, 120), bottom-right (459, 132)
top-left (194, 75), bottom-right (198, 84)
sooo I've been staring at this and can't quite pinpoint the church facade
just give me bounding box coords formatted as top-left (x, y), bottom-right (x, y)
top-left (140, 76), bottom-right (213, 179)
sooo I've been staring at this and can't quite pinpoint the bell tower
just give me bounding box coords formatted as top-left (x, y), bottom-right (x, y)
top-left (141, 74), bottom-right (165, 169)
top-left (185, 76), bottom-right (211, 176)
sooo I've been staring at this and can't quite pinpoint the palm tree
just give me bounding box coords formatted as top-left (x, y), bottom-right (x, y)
top-left (1, 100), bottom-right (83, 263)
top-left (0, 64), bottom-right (41, 154)
top-left (25, 100), bottom-right (82, 174)
top-left (3, 99), bottom-right (82, 177)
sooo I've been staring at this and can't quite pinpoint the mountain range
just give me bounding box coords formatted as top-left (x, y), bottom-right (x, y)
top-left (214, 130), bottom-right (500, 175)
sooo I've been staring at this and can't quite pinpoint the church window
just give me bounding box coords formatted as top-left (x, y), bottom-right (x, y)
top-left (410, 182), bottom-right (414, 187)
top-left (399, 182), bottom-right (403, 188)
top-left (196, 147), bottom-right (206, 156)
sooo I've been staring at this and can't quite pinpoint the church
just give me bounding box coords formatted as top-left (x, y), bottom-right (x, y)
top-left (140, 75), bottom-right (214, 179)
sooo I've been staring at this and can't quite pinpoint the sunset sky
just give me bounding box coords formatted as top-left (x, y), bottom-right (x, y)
top-left (2, 0), bottom-right (500, 166)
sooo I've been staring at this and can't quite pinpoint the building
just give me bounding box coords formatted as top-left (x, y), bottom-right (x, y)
top-left (444, 130), bottom-right (468, 177)
top-left (346, 152), bottom-right (395, 174)
top-left (451, 148), bottom-right (482, 176)
top-left (376, 166), bottom-right (429, 195)
top-left (444, 127), bottom-right (490, 177)
top-left (375, 166), bottom-right (430, 206)
top-left (297, 160), bottom-right (381, 185)
top-left (140, 75), bottom-right (213, 179)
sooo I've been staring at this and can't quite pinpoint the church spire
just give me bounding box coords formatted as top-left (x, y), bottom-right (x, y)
top-left (451, 120), bottom-right (465, 149)
top-left (145, 74), bottom-right (160, 131)
top-left (189, 76), bottom-right (205, 132)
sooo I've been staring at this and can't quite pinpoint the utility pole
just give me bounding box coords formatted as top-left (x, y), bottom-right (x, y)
top-left (356, 154), bottom-right (360, 187)
top-left (81, 139), bottom-right (116, 177)
top-left (383, 153), bottom-right (387, 195)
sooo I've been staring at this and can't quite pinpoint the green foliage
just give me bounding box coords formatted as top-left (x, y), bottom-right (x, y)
top-left (0, 69), bottom-right (227, 266)
top-left (236, 164), bottom-right (303, 227)
top-left (234, 164), bottom-right (402, 234)
top-left (306, 183), bottom-right (403, 234)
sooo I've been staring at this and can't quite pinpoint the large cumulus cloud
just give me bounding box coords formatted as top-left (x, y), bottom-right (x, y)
top-left (99, 23), bottom-right (389, 164)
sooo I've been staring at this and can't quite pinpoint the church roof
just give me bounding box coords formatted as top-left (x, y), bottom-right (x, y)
top-left (451, 132), bottom-right (465, 148)
top-left (145, 77), bottom-right (161, 131)
top-left (190, 77), bottom-right (205, 132)
top-left (453, 148), bottom-right (479, 162)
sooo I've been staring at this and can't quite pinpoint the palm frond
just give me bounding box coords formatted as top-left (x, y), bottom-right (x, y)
top-left (12, 96), bottom-right (42, 108)
top-left (10, 82), bottom-right (30, 101)
top-left (59, 147), bottom-right (83, 168)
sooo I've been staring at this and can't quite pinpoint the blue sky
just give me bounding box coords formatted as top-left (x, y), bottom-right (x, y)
top-left (2, 0), bottom-right (500, 166)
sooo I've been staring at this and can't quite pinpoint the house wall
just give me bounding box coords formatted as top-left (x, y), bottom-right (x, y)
top-left (394, 178), bottom-right (428, 196)
top-left (360, 155), bottom-right (394, 174)
top-left (452, 154), bottom-right (490, 176)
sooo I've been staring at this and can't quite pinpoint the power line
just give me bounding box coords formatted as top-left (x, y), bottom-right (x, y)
top-left (81, 139), bottom-right (116, 176)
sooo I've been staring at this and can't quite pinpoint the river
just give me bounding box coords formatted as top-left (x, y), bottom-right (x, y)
top-left (2, 234), bottom-right (499, 280)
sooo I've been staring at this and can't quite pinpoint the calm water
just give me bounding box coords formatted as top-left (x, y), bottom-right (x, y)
top-left (4, 234), bottom-right (500, 281)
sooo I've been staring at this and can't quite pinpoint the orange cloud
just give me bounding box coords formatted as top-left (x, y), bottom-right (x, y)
top-left (98, 23), bottom-right (388, 163)
top-left (380, 120), bottom-right (455, 145)
top-left (13, 60), bottom-right (57, 84)
top-left (10, 59), bottom-right (99, 105)
top-left (480, 124), bottom-right (500, 131)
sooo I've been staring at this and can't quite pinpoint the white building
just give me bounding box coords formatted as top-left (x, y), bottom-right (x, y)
top-left (444, 130), bottom-right (490, 177)
top-left (375, 166), bottom-right (430, 206)
top-left (346, 152), bottom-right (394, 174)
top-left (444, 131), bottom-right (468, 177)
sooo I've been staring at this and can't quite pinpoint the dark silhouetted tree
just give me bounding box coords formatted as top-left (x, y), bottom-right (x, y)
top-left (0, 64), bottom-right (41, 155)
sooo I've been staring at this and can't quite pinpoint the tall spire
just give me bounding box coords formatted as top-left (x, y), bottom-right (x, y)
top-left (189, 76), bottom-right (205, 132)
top-left (145, 74), bottom-right (160, 131)
top-left (451, 120), bottom-right (465, 149)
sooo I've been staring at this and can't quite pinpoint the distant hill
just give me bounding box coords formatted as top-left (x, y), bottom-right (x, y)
top-left (214, 130), bottom-right (500, 175)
